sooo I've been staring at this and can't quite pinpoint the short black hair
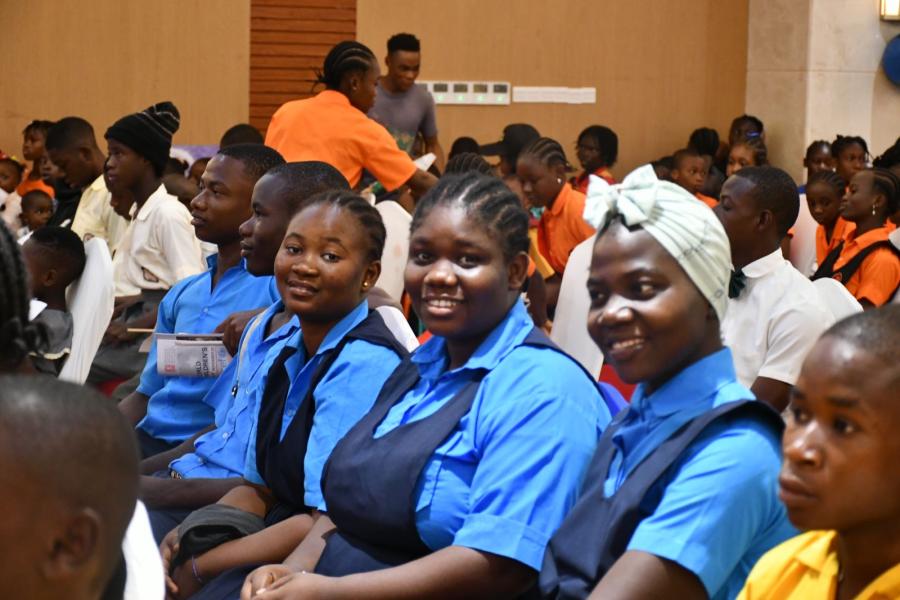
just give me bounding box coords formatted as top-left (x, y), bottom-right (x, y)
top-left (316, 41), bottom-right (376, 90)
top-left (301, 190), bottom-right (386, 262)
top-left (448, 137), bottom-right (480, 159)
top-left (217, 143), bottom-right (285, 181)
top-left (219, 124), bottom-right (264, 148)
top-left (444, 152), bottom-right (494, 177)
top-left (0, 157), bottom-right (25, 176)
top-left (672, 147), bottom-right (705, 169)
top-left (164, 157), bottom-right (188, 176)
top-left (831, 135), bottom-right (869, 161)
top-left (519, 137), bottom-right (572, 171)
top-left (29, 226), bottom-right (87, 287)
top-left (0, 225), bottom-right (45, 370)
top-left (873, 137), bottom-right (900, 170)
top-left (265, 161), bottom-right (351, 216)
top-left (730, 114), bottom-right (764, 138)
top-left (0, 375), bottom-right (139, 579)
top-left (688, 127), bottom-right (720, 158)
top-left (734, 166), bottom-right (800, 238)
top-left (45, 117), bottom-right (99, 152)
top-left (805, 139), bottom-right (831, 160)
top-left (20, 189), bottom-right (53, 210)
top-left (387, 33), bottom-right (420, 54)
top-left (732, 136), bottom-right (769, 167)
top-left (578, 125), bottom-right (619, 167)
top-left (822, 304), bottom-right (900, 378)
top-left (412, 172), bottom-right (529, 262)
top-left (871, 167), bottom-right (900, 216)
top-left (23, 120), bottom-right (55, 137)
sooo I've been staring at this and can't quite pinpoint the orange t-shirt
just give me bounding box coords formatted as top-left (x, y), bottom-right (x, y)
top-left (15, 170), bottom-right (54, 198)
top-left (264, 90), bottom-right (417, 190)
top-left (696, 193), bottom-right (717, 208)
top-left (537, 184), bottom-right (596, 274)
top-left (815, 217), bottom-right (854, 265)
top-left (572, 168), bottom-right (615, 194)
top-left (832, 227), bottom-right (900, 306)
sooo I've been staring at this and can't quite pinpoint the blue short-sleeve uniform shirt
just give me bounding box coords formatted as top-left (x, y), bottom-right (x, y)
top-left (136, 256), bottom-right (278, 443)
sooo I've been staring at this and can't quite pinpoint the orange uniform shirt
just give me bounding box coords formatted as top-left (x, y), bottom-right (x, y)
top-left (537, 184), bottom-right (596, 274)
top-left (832, 226), bottom-right (900, 306)
top-left (814, 217), bottom-right (853, 266)
top-left (264, 90), bottom-right (416, 191)
top-left (572, 168), bottom-right (615, 194)
top-left (696, 193), bottom-right (717, 208)
top-left (16, 170), bottom-right (55, 198)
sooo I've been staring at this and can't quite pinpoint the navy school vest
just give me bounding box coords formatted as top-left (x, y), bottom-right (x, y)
top-left (538, 399), bottom-right (783, 599)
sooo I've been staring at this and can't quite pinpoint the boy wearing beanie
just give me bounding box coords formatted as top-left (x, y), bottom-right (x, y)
top-left (88, 102), bottom-right (205, 385)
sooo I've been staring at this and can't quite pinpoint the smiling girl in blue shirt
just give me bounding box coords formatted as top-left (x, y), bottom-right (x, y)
top-left (241, 172), bottom-right (619, 599)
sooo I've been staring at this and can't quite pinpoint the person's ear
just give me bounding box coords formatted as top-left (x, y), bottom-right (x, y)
top-left (77, 146), bottom-right (92, 165)
top-left (757, 209), bottom-right (774, 232)
top-left (42, 508), bottom-right (101, 582)
top-left (384, 54), bottom-right (390, 70)
top-left (42, 267), bottom-right (58, 288)
top-left (552, 162), bottom-right (567, 181)
top-left (507, 251), bottom-right (529, 292)
top-left (361, 260), bottom-right (381, 293)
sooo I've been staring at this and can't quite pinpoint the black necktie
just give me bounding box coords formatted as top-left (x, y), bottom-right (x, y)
top-left (729, 269), bottom-right (747, 299)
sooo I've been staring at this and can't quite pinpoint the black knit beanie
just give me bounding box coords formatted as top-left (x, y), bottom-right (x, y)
top-left (105, 101), bottom-right (180, 173)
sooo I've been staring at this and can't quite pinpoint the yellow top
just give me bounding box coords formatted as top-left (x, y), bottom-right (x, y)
top-left (738, 530), bottom-right (900, 600)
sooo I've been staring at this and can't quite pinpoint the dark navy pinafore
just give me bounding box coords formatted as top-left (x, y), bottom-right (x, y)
top-left (538, 400), bottom-right (783, 599)
top-left (314, 327), bottom-right (625, 577)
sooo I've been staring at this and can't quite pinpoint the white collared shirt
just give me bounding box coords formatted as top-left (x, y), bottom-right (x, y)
top-left (112, 184), bottom-right (204, 297)
top-left (722, 249), bottom-right (834, 387)
top-left (71, 174), bottom-right (130, 253)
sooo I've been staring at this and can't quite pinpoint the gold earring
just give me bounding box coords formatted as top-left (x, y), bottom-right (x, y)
top-left (872, 205), bottom-right (877, 216)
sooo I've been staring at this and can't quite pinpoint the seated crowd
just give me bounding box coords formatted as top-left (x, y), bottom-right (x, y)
top-left (1, 33), bottom-right (900, 600)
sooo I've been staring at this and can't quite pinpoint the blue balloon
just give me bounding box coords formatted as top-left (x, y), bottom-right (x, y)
top-left (884, 34), bottom-right (900, 86)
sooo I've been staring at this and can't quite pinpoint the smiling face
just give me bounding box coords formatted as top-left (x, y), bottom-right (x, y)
top-left (405, 203), bottom-right (526, 343)
top-left (516, 155), bottom-right (564, 208)
top-left (840, 170), bottom-right (882, 223)
top-left (587, 223), bottom-right (720, 393)
top-left (239, 174), bottom-right (292, 276)
top-left (806, 180), bottom-right (843, 227)
top-left (780, 336), bottom-right (900, 531)
top-left (189, 155), bottom-right (255, 246)
top-left (274, 203), bottom-right (379, 323)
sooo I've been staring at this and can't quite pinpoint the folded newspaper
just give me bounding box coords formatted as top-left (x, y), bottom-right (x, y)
top-left (156, 333), bottom-right (232, 377)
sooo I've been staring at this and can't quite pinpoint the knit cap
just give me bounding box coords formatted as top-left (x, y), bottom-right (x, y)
top-left (105, 101), bottom-right (180, 173)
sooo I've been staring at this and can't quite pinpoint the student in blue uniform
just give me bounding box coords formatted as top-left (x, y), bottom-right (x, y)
top-left (241, 173), bottom-right (621, 600)
top-left (140, 162), bottom-right (351, 542)
top-left (160, 190), bottom-right (408, 599)
top-left (118, 143), bottom-right (286, 458)
top-left (539, 165), bottom-right (797, 600)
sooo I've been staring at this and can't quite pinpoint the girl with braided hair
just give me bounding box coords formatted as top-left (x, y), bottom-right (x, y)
top-left (0, 223), bottom-right (45, 373)
top-left (805, 170), bottom-right (850, 265)
top-left (831, 134), bottom-right (869, 184)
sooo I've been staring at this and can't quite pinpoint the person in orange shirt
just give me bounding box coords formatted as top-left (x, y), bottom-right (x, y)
top-left (813, 168), bottom-right (900, 307)
top-left (806, 170), bottom-right (851, 265)
top-left (15, 120), bottom-right (55, 199)
top-left (571, 125), bottom-right (617, 193)
top-left (831, 134), bottom-right (868, 185)
top-left (264, 41), bottom-right (436, 201)
top-left (516, 137), bottom-right (595, 308)
top-left (670, 148), bottom-right (717, 208)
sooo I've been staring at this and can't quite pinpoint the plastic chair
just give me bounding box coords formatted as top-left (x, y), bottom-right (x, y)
top-left (375, 305), bottom-right (419, 352)
top-left (59, 237), bottom-right (115, 384)
top-left (374, 200), bottom-right (411, 303)
top-left (550, 236), bottom-right (604, 379)
top-left (789, 193), bottom-right (818, 277)
top-left (812, 278), bottom-right (863, 321)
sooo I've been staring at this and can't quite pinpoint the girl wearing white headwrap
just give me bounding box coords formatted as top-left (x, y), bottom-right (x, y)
top-left (539, 165), bottom-right (796, 600)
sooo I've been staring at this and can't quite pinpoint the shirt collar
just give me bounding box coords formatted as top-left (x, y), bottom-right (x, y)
top-left (794, 531), bottom-right (837, 573)
top-left (630, 347), bottom-right (741, 418)
top-left (134, 184), bottom-right (173, 222)
top-left (89, 174), bottom-right (107, 192)
top-left (412, 299), bottom-right (533, 373)
top-left (547, 183), bottom-right (572, 216)
top-left (316, 89), bottom-right (352, 108)
top-left (204, 254), bottom-right (252, 275)
top-left (742, 248), bottom-right (784, 279)
top-left (846, 226), bottom-right (891, 248)
top-left (293, 299), bottom-right (370, 359)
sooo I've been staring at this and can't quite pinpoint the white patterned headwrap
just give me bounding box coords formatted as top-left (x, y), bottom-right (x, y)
top-left (583, 164), bottom-right (732, 321)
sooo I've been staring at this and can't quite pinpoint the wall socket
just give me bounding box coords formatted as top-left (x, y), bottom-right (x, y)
top-left (419, 81), bottom-right (511, 105)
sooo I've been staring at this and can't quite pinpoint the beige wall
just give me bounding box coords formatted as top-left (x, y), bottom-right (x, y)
top-left (0, 1), bottom-right (250, 160)
top-left (358, 0), bottom-right (750, 178)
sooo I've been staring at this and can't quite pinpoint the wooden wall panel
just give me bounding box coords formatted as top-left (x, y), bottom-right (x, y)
top-left (358, 0), bottom-right (749, 177)
top-left (0, 0), bottom-right (249, 156)
top-left (250, 0), bottom-right (356, 134)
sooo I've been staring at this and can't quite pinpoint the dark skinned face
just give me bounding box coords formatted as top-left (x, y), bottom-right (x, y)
top-left (804, 144), bottom-right (833, 179)
top-left (835, 142), bottom-right (866, 183)
top-left (840, 170), bottom-right (883, 223)
top-left (346, 60), bottom-right (380, 113)
top-left (385, 50), bottom-right (420, 92)
top-left (189, 155), bottom-right (255, 246)
top-left (516, 156), bottom-right (565, 209)
top-left (239, 175), bottom-right (292, 276)
top-left (806, 180), bottom-right (843, 227)
top-left (714, 175), bottom-right (766, 268)
top-left (105, 139), bottom-right (151, 195)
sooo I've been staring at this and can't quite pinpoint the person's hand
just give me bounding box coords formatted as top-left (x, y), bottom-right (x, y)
top-left (215, 308), bottom-right (265, 356)
top-left (240, 564), bottom-right (296, 599)
top-left (168, 559), bottom-right (204, 600)
top-left (103, 320), bottom-right (138, 345)
top-left (160, 528), bottom-right (181, 597)
top-left (243, 571), bottom-right (337, 599)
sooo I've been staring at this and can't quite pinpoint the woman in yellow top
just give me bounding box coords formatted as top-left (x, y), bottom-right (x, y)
top-left (738, 306), bottom-right (900, 600)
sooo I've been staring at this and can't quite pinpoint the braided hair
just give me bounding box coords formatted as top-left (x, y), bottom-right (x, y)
top-left (731, 136), bottom-right (769, 167)
top-left (873, 137), bottom-right (900, 170)
top-left (315, 41), bottom-right (376, 90)
top-left (518, 137), bottom-right (574, 171)
top-left (805, 139), bottom-right (831, 160)
top-left (411, 172), bottom-right (529, 262)
top-left (871, 167), bottom-right (900, 216)
top-left (302, 190), bottom-right (386, 262)
top-left (807, 169), bottom-right (846, 197)
top-left (578, 125), bottom-right (619, 167)
top-left (831, 135), bottom-right (869, 162)
top-left (0, 224), bottom-right (46, 371)
top-left (444, 152), bottom-right (495, 177)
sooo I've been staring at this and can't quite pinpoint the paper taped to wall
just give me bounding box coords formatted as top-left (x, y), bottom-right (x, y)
top-left (156, 333), bottom-right (232, 377)
top-left (512, 86), bottom-right (596, 104)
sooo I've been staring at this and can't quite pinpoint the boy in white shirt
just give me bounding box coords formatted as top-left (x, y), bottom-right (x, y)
top-left (714, 166), bottom-right (834, 411)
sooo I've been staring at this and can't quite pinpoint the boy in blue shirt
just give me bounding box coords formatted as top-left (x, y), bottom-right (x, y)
top-left (139, 162), bottom-right (351, 542)
top-left (118, 144), bottom-right (285, 458)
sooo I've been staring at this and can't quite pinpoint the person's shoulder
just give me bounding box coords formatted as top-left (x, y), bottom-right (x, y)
top-left (745, 531), bottom-right (833, 589)
top-left (684, 402), bottom-right (784, 474)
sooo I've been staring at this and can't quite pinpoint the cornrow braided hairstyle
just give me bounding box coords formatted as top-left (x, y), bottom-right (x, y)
top-left (411, 172), bottom-right (529, 263)
top-left (807, 170), bottom-right (846, 197)
top-left (444, 152), bottom-right (495, 177)
top-left (315, 41), bottom-right (376, 90)
top-left (871, 167), bottom-right (900, 216)
top-left (831, 135), bottom-right (870, 161)
top-left (0, 224), bottom-right (46, 371)
top-left (733, 135), bottom-right (769, 166)
top-left (519, 137), bottom-right (574, 172)
top-left (805, 139), bottom-right (831, 159)
top-left (303, 190), bottom-right (386, 262)
top-left (873, 137), bottom-right (900, 170)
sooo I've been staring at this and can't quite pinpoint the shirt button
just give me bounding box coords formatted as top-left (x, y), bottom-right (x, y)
top-left (222, 432), bottom-right (229, 439)
top-left (203, 308), bottom-right (209, 314)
